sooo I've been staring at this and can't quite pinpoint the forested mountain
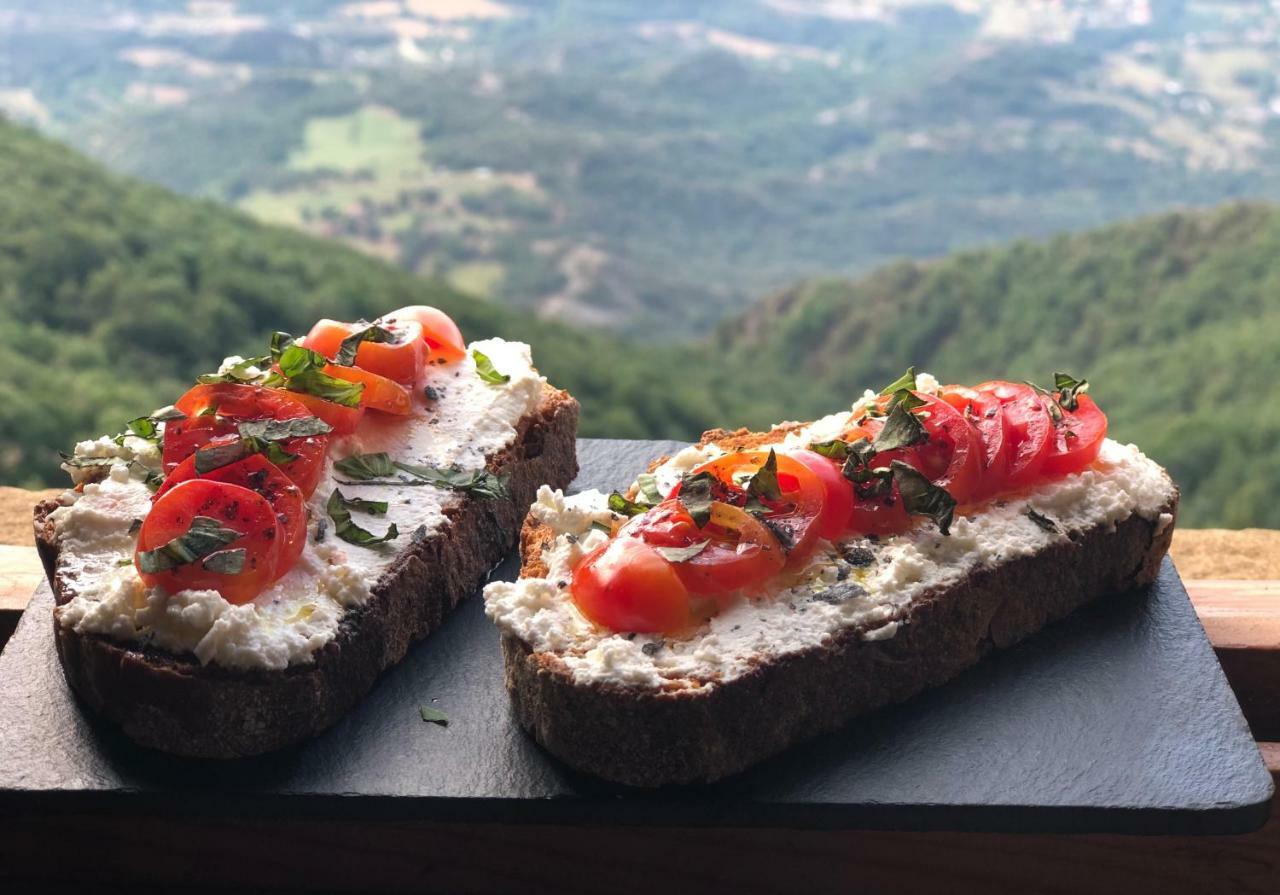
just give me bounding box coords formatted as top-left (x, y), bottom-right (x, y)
top-left (717, 203), bottom-right (1280, 528)
top-left (2, 115), bottom-right (1277, 527)
top-left (7, 1), bottom-right (1280, 331)
top-left (0, 117), bottom-right (781, 488)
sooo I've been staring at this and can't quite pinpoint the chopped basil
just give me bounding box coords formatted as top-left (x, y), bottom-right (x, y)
top-left (194, 439), bottom-right (251, 474)
top-left (136, 516), bottom-right (243, 573)
top-left (60, 453), bottom-right (162, 489)
top-left (265, 344), bottom-right (365, 408)
top-left (201, 548), bottom-right (247, 575)
top-left (327, 489), bottom-right (399, 547)
top-left (313, 517), bottom-right (328, 544)
top-left (196, 355), bottom-right (270, 386)
top-left (809, 439), bottom-right (850, 461)
top-left (419, 705), bottom-right (449, 726)
top-left (1053, 372), bottom-right (1089, 412)
top-left (338, 495), bottom-right (389, 515)
top-left (128, 518), bottom-right (143, 536)
top-left (879, 367), bottom-right (916, 396)
top-left (335, 323), bottom-right (397, 366)
top-left (635, 473), bottom-right (663, 506)
top-left (873, 401), bottom-right (929, 453)
top-left (884, 388), bottom-right (926, 412)
top-left (1026, 508), bottom-right (1059, 533)
top-left (654, 540), bottom-right (710, 563)
top-left (607, 491), bottom-right (649, 517)
top-left (590, 520), bottom-right (612, 534)
top-left (334, 451), bottom-right (397, 480)
top-left (891, 461), bottom-right (956, 536)
top-left (745, 449), bottom-right (782, 503)
top-left (472, 349), bottom-right (510, 385)
top-left (333, 451), bottom-right (508, 499)
top-left (238, 416), bottom-right (333, 442)
top-left (113, 407), bottom-right (186, 447)
top-left (677, 471), bottom-right (716, 528)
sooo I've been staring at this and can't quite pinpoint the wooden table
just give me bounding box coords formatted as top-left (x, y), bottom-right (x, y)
top-left (2, 548), bottom-right (1277, 893)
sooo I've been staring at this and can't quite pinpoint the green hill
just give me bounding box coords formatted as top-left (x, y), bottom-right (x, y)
top-left (0, 117), bottom-right (781, 488)
top-left (716, 203), bottom-right (1280, 528)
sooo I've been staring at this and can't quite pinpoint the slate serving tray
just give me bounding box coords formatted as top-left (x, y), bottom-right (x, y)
top-left (0, 439), bottom-right (1272, 834)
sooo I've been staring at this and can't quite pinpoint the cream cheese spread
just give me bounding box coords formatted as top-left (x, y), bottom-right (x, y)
top-left (484, 400), bottom-right (1177, 692)
top-left (51, 338), bottom-right (546, 671)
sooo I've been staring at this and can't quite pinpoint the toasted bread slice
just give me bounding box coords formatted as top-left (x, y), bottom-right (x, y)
top-left (36, 348), bottom-right (579, 759)
top-left (487, 424), bottom-right (1178, 787)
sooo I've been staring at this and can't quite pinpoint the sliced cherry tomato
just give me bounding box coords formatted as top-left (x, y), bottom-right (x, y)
top-left (974, 381), bottom-right (1054, 489)
top-left (164, 384), bottom-right (330, 497)
top-left (385, 305), bottom-right (467, 365)
top-left (324, 364), bottom-right (413, 416)
top-left (848, 492), bottom-right (913, 536)
top-left (848, 393), bottom-right (983, 503)
top-left (571, 536), bottom-right (691, 634)
top-left (691, 450), bottom-right (827, 567)
top-left (279, 389), bottom-right (365, 437)
top-left (622, 499), bottom-right (785, 599)
top-left (135, 479), bottom-right (282, 605)
top-left (302, 318), bottom-right (426, 385)
top-left (938, 386), bottom-right (1011, 499)
top-left (787, 450), bottom-right (854, 541)
top-left (156, 451), bottom-right (306, 578)
top-left (1042, 394), bottom-right (1108, 476)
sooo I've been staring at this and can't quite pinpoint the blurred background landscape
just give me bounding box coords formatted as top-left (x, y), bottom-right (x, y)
top-left (1, 0), bottom-right (1278, 527)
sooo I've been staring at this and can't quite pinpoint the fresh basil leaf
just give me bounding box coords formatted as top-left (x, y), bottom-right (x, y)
top-left (419, 705), bottom-right (449, 726)
top-left (635, 473), bottom-right (663, 506)
top-left (276, 343), bottom-right (328, 379)
top-left (608, 491), bottom-right (648, 517)
top-left (654, 541), bottom-right (710, 563)
top-left (201, 548), bottom-right (247, 575)
top-left (879, 367), bottom-right (916, 396)
top-left (885, 388), bottom-right (926, 412)
top-left (810, 439), bottom-right (850, 461)
top-left (873, 401), bottom-right (929, 453)
top-left (269, 331), bottom-right (295, 361)
top-left (263, 343), bottom-right (366, 408)
top-left (194, 439), bottom-right (249, 474)
top-left (891, 461), bottom-right (956, 536)
top-left (327, 489), bottom-right (399, 547)
top-left (334, 451), bottom-right (398, 480)
top-left (393, 461), bottom-right (510, 500)
top-left (590, 520), bottom-right (612, 534)
top-left (473, 349), bottom-right (510, 385)
top-left (1024, 379), bottom-right (1065, 423)
top-left (260, 441), bottom-right (300, 468)
top-left (335, 323), bottom-right (397, 366)
top-left (678, 471), bottom-right (716, 528)
top-left (238, 416), bottom-right (333, 441)
top-left (1026, 508), bottom-right (1059, 533)
top-left (136, 515), bottom-right (243, 573)
top-left (1053, 372), bottom-right (1089, 412)
top-left (196, 355), bottom-right (269, 386)
top-left (746, 449), bottom-right (782, 503)
top-left (125, 416), bottom-right (159, 440)
top-left (340, 495), bottom-right (389, 515)
top-left (150, 406), bottom-right (187, 422)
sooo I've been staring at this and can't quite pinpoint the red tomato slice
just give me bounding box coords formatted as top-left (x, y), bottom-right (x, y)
top-left (135, 479), bottom-right (283, 605)
top-left (622, 499), bottom-right (785, 599)
top-left (571, 537), bottom-right (691, 634)
top-left (938, 386), bottom-right (1011, 499)
top-left (851, 394), bottom-right (983, 504)
top-left (164, 384), bottom-right (330, 497)
top-left (302, 318), bottom-right (426, 385)
top-left (324, 364), bottom-right (413, 416)
top-left (385, 305), bottom-right (467, 365)
top-left (1042, 394), bottom-right (1108, 476)
top-left (691, 450), bottom-right (827, 567)
top-left (278, 389), bottom-right (365, 437)
top-left (974, 381), bottom-right (1054, 489)
top-left (788, 450), bottom-right (854, 540)
top-left (156, 451), bottom-right (306, 578)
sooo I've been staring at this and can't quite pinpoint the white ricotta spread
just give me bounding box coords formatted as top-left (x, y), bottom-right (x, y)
top-left (51, 338), bottom-right (546, 671)
top-left (484, 432), bottom-right (1176, 692)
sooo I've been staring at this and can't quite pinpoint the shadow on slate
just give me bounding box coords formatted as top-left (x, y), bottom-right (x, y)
top-left (0, 439), bottom-right (1272, 834)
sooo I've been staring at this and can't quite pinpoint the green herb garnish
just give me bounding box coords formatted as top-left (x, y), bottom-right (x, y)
top-left (608, 491), bottom-right (649, 517)
top-left (473, 349), bottom-right (510, 385)
top-left (879, 367), bottom-right (916, 396)
top-left (745, 449), bottom-right (783, 503)
top-left (335, 323), bottom-right (397, 367)
top-left (197, 355), bottom-right (270, 386)
top-left (654, 541), bottom-right (710, 563)
top-left (891, 461), bottom-right (956, 536)
top-left (1053, 372), bottom-right (1089, 412)
top-left (678, 471), bottom-right (717, 528)
top-left (326, 489), bottom-right (399, 547)
top-left (333, 451), bottom-right (508, 499)
top-left (265, 343), bottom-right (365, 408)
top-left (201, 548), bottom-right (247, 575)
top-left (635, 473), bottom-right (663, 506)
top-left (419, 705), bottom-right (449, 726)
top-left (872, 401), bottom-right (929, 453)
top-left (135, 516), bottom-right (243, 573)
top-left (1026, 508), bottom-right (1059, 533)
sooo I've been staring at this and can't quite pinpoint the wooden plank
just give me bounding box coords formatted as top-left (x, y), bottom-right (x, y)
top-left (1, 748), bottom-right (1276, 893)
top-left (1187, 581), bottom-right (1280, 741)
top-left (0, 545), bottom-right (43, 649)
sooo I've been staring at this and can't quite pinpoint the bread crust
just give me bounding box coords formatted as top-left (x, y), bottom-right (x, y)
top-left (502, 429), bottom-right (1178, 787)
top-left (35, 387), bottom-right (579, 758)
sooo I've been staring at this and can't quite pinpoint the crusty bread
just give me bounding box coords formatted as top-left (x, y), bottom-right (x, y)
top-left (35, 387), bottom-right (579, 759)
top-left (502, 426), bottom-right (1178, 788)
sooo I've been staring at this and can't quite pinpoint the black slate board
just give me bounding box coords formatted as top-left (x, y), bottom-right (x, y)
top-left (0, 439), bottom-right (1272, 834)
